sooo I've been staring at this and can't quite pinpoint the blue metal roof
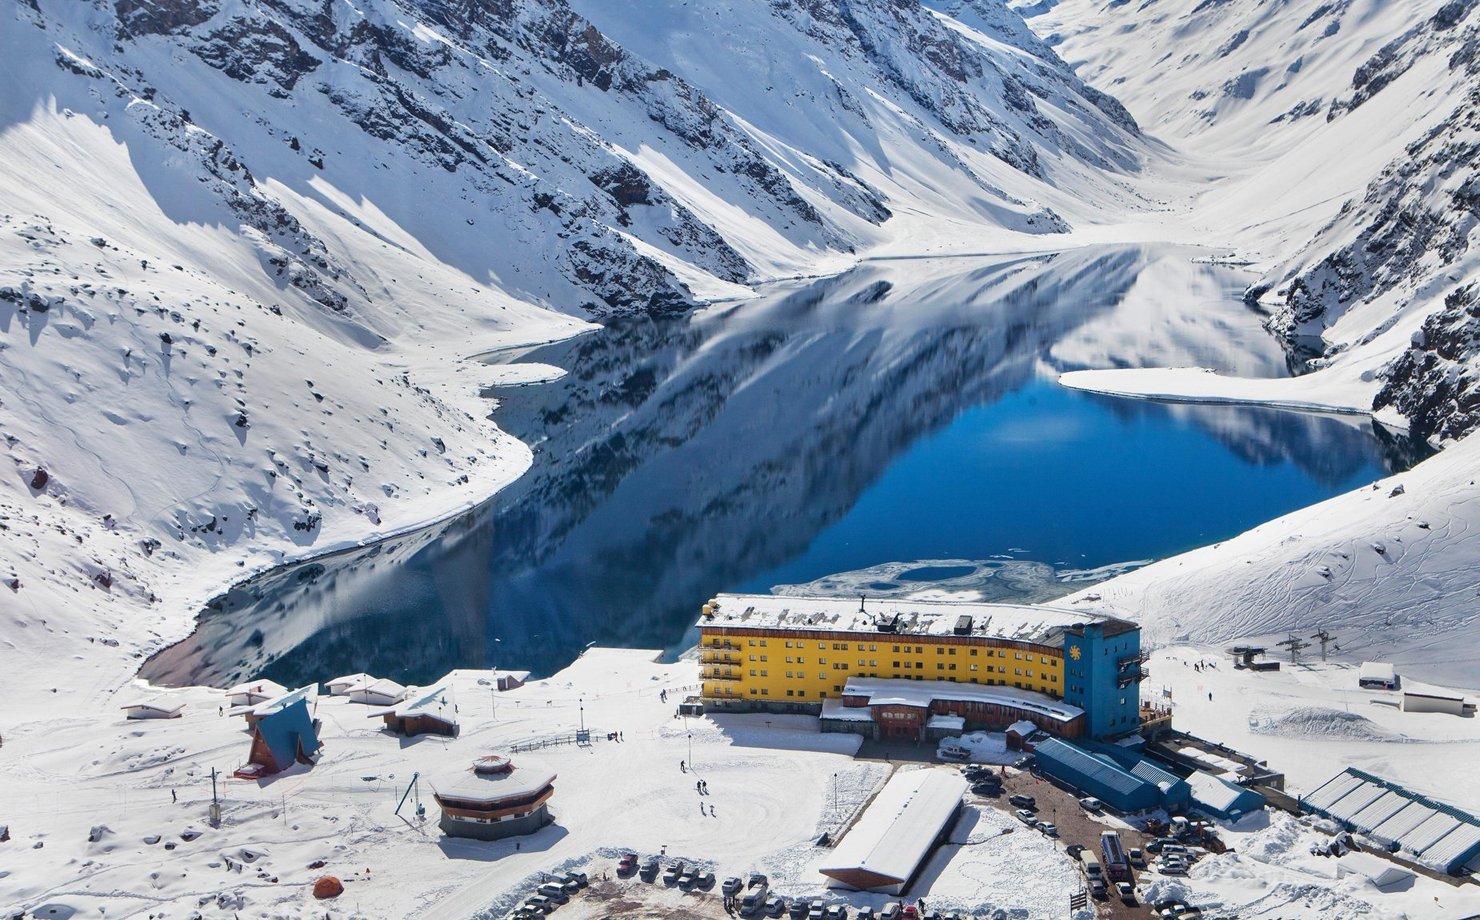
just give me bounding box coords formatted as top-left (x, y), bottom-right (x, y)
top-left (255, 698), bottom-right (319, 771)
top-left (1035, 737), bottom-right (1152, 799)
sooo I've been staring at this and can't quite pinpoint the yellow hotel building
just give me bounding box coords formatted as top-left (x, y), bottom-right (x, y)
top-left (698, 593), bottom-right (1145, 741)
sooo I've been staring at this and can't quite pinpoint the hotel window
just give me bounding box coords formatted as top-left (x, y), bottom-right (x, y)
top-left (970, 648), bottom-right (978, 656)
top-left (750, 655), bottom-right (757, 662)
top-left (893, 645), bottom-right (900, 652)
top-left (858, 659), bottom-right (866, 667)
top-left (948, 648), bottom-right (956, 655)
top-left (970, 664), bottom-right (978, 671)
top-left (786, 689), bottom-right (794, 697)
top-left (749, 688), bottom-right (758, 695)
top-left (1014, 668), bottom-right (1022, 676)
top-left (949, 663), bottom-right (956, 671)
top-left (937, 663), bottom-right (945, 671)
top-left (761, 689), bottom-right (769, 696)
top-left (935, 647), bottom-right (944, 655)
top-left (786, 657), bottom-right (793, 663)
top-left (1026, 670), bottom-right (1034, 678)
top-left (869, 660), bottom-right (877, 667)
top-left (750, 669), bottom-right (757, 676)
top-left (1015, 652), bottom-right (1022, 660)
top-left (819, 658), bottom-right (827, 665)
top-left (916, 646), bottom-right (924, 653)
top-left (786, 671), bottom-right (794, 678)
top-left (798, 656), bottom-right (805, 663)
top-left (869, 644), bottom-right (877, 652)
top-left (760, 655), bottom-right (768, 662)
top-left (760, 670), bottom-right (768, 677)
top-left (760, 640), bottom-right (767, 647)
top-left (785, 641), bottom-right (793, 648)
top-left (749, 640), bottom-right (756, 646)
top-left (819, 673), bottom-right (826, 680)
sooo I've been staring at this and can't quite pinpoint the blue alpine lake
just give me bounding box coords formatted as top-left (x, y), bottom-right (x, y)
top-left (142, 246), bottom-right (1428, 688)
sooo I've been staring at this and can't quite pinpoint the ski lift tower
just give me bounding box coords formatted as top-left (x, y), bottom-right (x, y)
top-left (1276, 634), bottom-right (1310, 663)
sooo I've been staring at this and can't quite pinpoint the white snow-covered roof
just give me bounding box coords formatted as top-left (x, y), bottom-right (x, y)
top-left (820, 769), bottom-right (967, 886)
top-left (381, 684), bottom-right (456, 724)
top-left (1006, 720), bottom-right (1037, 736)
top-left (225, 678), bottom-right (288, 700)
top-left (703, 593), bottom-right (1133, 648)
top-left (433, 759), bottom-right (556, 806)
top-left (819, 699), bottom-right (876, 722)
top-left (120, 700), bottom-right (184, 716)
top-left (249, 685), bottom-right (317, 718)
top-left (349, 678), bottom-right (407, 701)
top-left (842, 677), bottom-right (1084, 724)
top-left (926, 714), bottom-right (965, 730)
top-left (327, 673), bottom-right (375, 690)
top-left (1337, 851), bottom-right (1414, 888)
top-left (1358, 661), bottom-right (1395, 681)
top-left (1185, 770), bottom-right (1253, 813)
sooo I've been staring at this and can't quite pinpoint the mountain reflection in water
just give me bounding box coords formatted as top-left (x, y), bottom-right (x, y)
top-left (141, 246), bottom-right (1426, 689)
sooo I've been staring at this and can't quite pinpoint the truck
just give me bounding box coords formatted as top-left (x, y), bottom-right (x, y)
top-left (1101, 830), bottom-right (1132, 882)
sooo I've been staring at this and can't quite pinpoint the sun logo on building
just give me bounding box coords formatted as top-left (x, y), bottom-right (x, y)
top-left (1070, 645), bottom-right (1082, 660)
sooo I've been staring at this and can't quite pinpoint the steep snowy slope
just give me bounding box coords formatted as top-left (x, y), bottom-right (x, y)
top-left (1020, 0), bottom-right (1480, 441)
top-left (0, 0), bottom-right (1161, 699)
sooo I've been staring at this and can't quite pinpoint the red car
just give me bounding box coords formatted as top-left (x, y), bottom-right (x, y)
top-left (617, 853), bottom-right (637, 875)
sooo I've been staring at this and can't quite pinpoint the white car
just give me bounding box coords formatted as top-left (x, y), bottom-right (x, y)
top-left (1079, 797), bottom-right (1102, 812)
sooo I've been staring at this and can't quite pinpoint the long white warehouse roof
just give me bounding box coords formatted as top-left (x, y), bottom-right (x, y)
top-left (819, 769), bottom-right (967, 890)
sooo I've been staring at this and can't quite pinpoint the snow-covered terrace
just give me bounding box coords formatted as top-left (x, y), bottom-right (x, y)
top-left (707, 593), bottom-right (1130, 647)
top-left (841, 677), bottom-right (1084, 725)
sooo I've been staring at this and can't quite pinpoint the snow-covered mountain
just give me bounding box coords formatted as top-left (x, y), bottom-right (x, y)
top-left (0, 0), bottom-right (1158, 690)
top-left (1021, 0), bottom-right (1480, 442)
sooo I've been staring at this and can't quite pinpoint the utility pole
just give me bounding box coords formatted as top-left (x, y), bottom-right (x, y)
top-left (1276, 633), bottom-right (1310, 663)
top-left (209, 767), bottom-right (221, 827)
top-left (1309, 629), bottom-right (1338, 662)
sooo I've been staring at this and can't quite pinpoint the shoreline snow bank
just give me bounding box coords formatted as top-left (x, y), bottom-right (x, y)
top-left (1057, 366), bottom-right (1375, 416)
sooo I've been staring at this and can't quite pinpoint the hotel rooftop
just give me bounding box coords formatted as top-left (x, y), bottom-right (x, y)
top-left (702, 593), bottom-right (1134, 648)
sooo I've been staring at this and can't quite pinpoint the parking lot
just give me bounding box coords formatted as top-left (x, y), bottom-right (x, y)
top-left (504, 762), bottom-right (1205, 920)
top-left (986, 766), bottom-right (1211, 919)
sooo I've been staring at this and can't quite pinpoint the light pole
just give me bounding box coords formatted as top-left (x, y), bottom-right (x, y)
top-left (833, 772), bottom-right (839, 816)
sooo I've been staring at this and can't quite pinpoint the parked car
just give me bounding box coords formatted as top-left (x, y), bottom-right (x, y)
top-left (1037, 821), bottom-right (1058, 837)
top-left (677, 871), bottom-right (696, 889)
top-left (1089, 878), bottom-right (1108, 899)
top-left (1014, 809), bottom-right (1038, 825)
top-left (806, 898), bottom-right (826, 919)
top-left (856, 907), bottom-right (876, 920)
top-left (1128, 848), bottom-right (1146, 867)
top-left (695, 870), bottom-right (716, 890)
top-left (749, 872), bottom-right (770, 889)
top-left (565, 871), bottom-right (588, 887)
top-left (639, 859), bottom-right (660, 881)
top-left (724, 877), bottom-right (744, 896)
top-left (1145, 837), bottom-right (1178, 853)
top-left (824, 904), bottom-right (848, 919)
top-left (535, 883), bottom-right (568, 903)
top-left (617, 853), bottom-right (637, 876)
top-left (523, 895), bottom-right (554, 914)
top-left (1008, 794), bottom-right (1036, 809)
top-left (970, 781), bottom-right (1000, 795)
top-left (880, 905), bottom-right (902, 920)
top-left (789, 901), bottom-right (809, 919)
top-left (764, 896), bottom-right (785, 917)
top-left (662, 863), bottom-right (683, 885)
top-left (1079, 797), bottom-right (1102, 812)
top-left (900, 907), bottom-right (919, 920)
top-left (1117, 881), bottom-right (1136, 903)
